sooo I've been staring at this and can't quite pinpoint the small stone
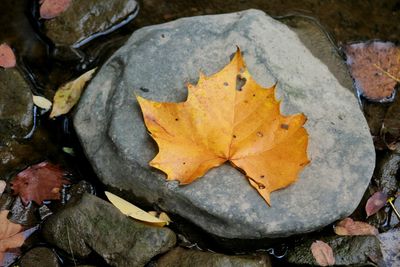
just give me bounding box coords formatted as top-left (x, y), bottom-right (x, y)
top-left (20, 247), bottom-right (60, 267)
top-left (43, 193), bottom-right (176, 267)
top-left (287, 235), bottom-right (383, 266)
top-left (43, 0), bottom-right (139, 47)
top-left (155, 247), bottom-right (271, 267)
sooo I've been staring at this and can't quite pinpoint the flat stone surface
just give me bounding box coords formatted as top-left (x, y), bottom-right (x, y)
top-left (43, 193), bottom-right (176, 267)
top-left (44, 0), bottom-right (139, 47)
top-left (156, 247), bottom-right (270, 267)
top-left (74, 9), bottom-right (375, 239)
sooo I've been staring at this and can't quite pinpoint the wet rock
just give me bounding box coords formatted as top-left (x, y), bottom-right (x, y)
top-left (20, 247), bottom-right (60, 267)
top-left (155, 247), bottom-right (270, 267)
top-left (378, 228), bottom-right (400, 266)
top-left (373, 149), bottom-right (400, 196)
top-left (0, 68), bottom-right (32, 137)
top-left (42, 193), bottom-right (176, 267)
top-left (287, 235), bottom-right (382, 266)
top-left (43, 0), bottom-right (139, 47)
top-left (74, 10), bottom-right (375, 239)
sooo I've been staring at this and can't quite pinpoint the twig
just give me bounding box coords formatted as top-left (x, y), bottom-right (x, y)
top-left (373, 64), bottom-right (400, 82)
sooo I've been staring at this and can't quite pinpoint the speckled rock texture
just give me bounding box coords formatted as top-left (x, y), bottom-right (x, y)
top-left (155, 247), bottom-right (271, 267)
top-left (74, 10), bottom-right (375, 239)
top-left (43, 0), bottom-right (138, 47)
top-left (43, 193), bottom-right (176, 267)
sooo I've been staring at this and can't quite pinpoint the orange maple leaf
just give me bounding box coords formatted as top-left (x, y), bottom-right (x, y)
top-left (137, 49), bottom-right (309, 205)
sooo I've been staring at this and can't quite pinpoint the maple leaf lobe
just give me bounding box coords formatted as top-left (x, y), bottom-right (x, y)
top-left (137, 48), bottom-right (309, 205)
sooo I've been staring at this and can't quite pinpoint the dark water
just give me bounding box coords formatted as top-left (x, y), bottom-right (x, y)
top-left (0, 0), bottom-right (399, 266)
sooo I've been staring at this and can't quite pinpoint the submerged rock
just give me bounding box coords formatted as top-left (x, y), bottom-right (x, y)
top-left (20, 247), bottom-right (60, 267)
top-left (74, 10), bottom-right (375, 239)
top-left (43, 0), bottom-right (139, 47)
top-left (0, 68), bottom-right (32, 136)
top-left (287, 235), bottom-right (382, 266)
top-left (378, 228), bottom-right (400, 267)
top-left (155, 247), bottom-right (271, 267)
top-left (42, 193), bottom-right (176, 267)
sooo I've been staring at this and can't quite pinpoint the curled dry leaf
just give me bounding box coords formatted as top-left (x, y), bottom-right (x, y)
top-left (0, 43), bottom-right (16, 69)
top-left (50, 68), bottom-right (96, 118)
top-left (334, 218), bottom-right (378, 236)
top-left (105, 191), bottom-right (169, 226)
top-left (40, 0), bottom-right (72, 19)
top-left (11, 161), bottom-right (70, 205)
top-left (345, 41), bottom-right (400, 101)
top-left (366, 191), bottom-right (388, 217)
top-left (310, 240), bottom-right (335, 266)
top-left (137, 48), bottom-right (309, 205)
top-left (32, 95), bottom-right (52, 111)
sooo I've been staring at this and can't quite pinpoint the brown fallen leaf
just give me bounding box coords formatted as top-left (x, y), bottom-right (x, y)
top-left (137, 48), bottom-right (309, 205)
top-left (50, 68), bottom-right (96, 118)
top-left (40, 0), bottom-right (72, 19)
top-left (334, 218), bottom-right (378, 236)
top-left (365, 191), bottom-right (388, 217)
top-left (311, 240), bottom-right (335, 266)
top-left (0, 210), bottom-right (24, 264)
top-left (11, 161), bottom-right (70, 205)
top-left (0, 43), bottom-right (16, 69)
top-left (344, 41), bottom-right (400, 101)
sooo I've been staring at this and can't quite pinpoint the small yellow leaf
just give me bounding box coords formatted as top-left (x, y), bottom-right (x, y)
top-left (50, 68), bottom-right (96, 118)
top-left (32, 95), bottom-right (52, 110)
top-left (105, 191), bottom-right (168, 227)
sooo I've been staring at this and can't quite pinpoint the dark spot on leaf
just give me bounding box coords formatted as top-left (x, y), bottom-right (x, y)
top-left (253, 94), bottom-right (256, 97)
top-left (233, 135), bottom-right (237, 138)
top-left (224, 82), bottom-right (229, 86)
top-left (280, 124), bottom-right (289, 130)
top-left (260, 175), bottom-right (265, 179)
top-left (183, 162), bottom-right (186, 165)
top-left (175, 118), bottom-right (179, 121)
top-left (236, 75), bottom-right (247, 91)
top-left (140, 87), bottom-right (150, 92)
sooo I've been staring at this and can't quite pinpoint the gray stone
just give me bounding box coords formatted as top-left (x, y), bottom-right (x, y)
top-left (43, 193), bottom-right (176, 267)
top-left (74, 10), bottom-right (375, 239)
top-left (20, 247), bottom-right (60, 267)
top-left (155, 247), bottom-right (271, 267)
top-left (43, 0), bottom-right (139, 47)
top-left (0, 68), bottom-right (32, 136)
top-left (378, 228), bottom-right (400, 267)
top-left (287, 235), bottom-right (382, 266)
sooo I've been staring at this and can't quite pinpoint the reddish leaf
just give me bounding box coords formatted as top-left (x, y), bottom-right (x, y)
top-left (334, 218), bottom-right (378, 236)
top-left (40, 0), bottom-right (72, 19)
top-left (366, 191), bottom-right (388, 217)
top-left (0, 43), bottom-right (16, 69)
top-left (311, 240), bottom-right (335, 266)
top-left (11, 161), bottom-right (70, 205)
top-left (345, 41), bottom-right (400, 101)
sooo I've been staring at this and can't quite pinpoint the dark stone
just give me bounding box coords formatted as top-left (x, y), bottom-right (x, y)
top-left (155, 247), bottom-right (271, 267)
top-left (42, 193), bottom-right (176, 267)
top-left (20, 247), bottom-right (60, 267)
top-left (287, 235), bottom-right (382, 266)
top-left (43, 0), bottom-right (139, 47)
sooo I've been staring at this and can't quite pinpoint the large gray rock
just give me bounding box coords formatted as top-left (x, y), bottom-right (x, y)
top-left (74, 10), bottom-right (375, 239)
top-left (43, 193), bottom-right (176, 267)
